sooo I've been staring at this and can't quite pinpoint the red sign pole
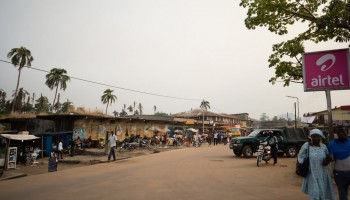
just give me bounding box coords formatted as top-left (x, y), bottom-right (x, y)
top-left (325, 90), bottom-right (333, 140)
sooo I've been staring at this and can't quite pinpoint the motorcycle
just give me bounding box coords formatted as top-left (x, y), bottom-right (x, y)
top-left (256, 141), bottom-right (271, 167)
top-left (138, 138), bottom-right (151, 148)
top-left (119, 140), bottom-right (135, 151)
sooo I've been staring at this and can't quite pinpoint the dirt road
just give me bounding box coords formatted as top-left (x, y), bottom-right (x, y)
top-left (0, 145), bottom-right (316, 200)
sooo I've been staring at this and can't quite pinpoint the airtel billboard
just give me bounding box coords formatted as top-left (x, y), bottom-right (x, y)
top-left (302, 48), bottom-right (350, 92)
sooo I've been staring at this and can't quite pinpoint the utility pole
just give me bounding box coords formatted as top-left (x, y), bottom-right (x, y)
top-left (286, 96), bottom-right (299, 127)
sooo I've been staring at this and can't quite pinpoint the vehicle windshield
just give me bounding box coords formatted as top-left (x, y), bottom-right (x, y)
top-left (247, 130), bottom-right (260, 137)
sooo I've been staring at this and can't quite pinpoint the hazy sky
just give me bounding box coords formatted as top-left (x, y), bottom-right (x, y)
top-left (0, 0), bottom-right (349, 119)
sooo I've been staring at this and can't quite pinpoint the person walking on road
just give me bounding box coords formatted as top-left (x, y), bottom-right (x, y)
top-left (108, 131), bottom-right (117, 161)
top-left (297, 129), bottom-right (335, 200)
top-left (328, 126), bottom-right (350, 200)
top-left (58, 140), bottom-right (63, 159)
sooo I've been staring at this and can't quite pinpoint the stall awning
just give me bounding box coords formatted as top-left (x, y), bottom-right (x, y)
top-left (0, 134), bottom-right (40, 141)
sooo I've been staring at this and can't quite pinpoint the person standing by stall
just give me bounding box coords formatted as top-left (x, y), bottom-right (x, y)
top-left (58, 140), bottom-right (63, 159)
top-left (69, 137), bottom-right (75, 157)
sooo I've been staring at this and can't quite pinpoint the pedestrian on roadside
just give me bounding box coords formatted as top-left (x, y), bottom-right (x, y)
top-left (213, 131), bottom-right (218, 146)
top-left (327, 126), bottom-right (350, 200)
top-left (208, 131), bottom-right (213, 146)
top-left (58, 139), bottom-right (63, 159)
top-left (297, 129), bottom-right (335, 200)
top-left (69, 137), bottom-right (75, 157)
top-left (108, 131), bottom-right (117, 161)
top-left (48, 151), bottom-right (58, 172)
top-left (264, 131), bottom-right (278, 165)
top-left (76, 136), bottom-right (82, 148)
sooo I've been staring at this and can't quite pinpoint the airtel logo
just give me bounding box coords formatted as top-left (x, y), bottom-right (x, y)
top-left (316, 54), bottom-right (336, 72)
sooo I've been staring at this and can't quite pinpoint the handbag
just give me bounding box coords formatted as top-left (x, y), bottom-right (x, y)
top-left (296, 143), bottom-right (309, 177)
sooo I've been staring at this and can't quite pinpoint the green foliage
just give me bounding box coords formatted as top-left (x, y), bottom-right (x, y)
top-left (112, 110), bottom-right (119, 117)
top-left (240, 0), bottom-right (350, 86)
top-left (127, 105), bottom-right (133, 113)
top-left (200, 100), bottom-right (210, 111)
top-left (45, 68), bottom-right (70, 107)
top-left (61, 99), bottom-right (74, 113)
top-left (0, 89), bottom-right (7, 114)
top-left (7, 46), bottom-right (34, 112)
top-left (260, 113), bottom-right (269, 121)
top-left (35, 94), bottom-right (50, 114)
top-left (101, 89), bottom-right (117, 114)
top-left (119, 109), bottom-right (128, 117)
top-left (154, 111), bottom-right (168, 116)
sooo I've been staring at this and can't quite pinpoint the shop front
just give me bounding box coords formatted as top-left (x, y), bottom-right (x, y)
top-left (0, 133), bottom-right (40, 170)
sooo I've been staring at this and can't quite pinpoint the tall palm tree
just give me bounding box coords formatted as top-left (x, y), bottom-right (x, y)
top-left (200, 99), bottom-right (210, 111)
top-left (138, 103), bottom-right (143, 115)
top-left (200, 99), bottom-right (210, 134)
top-left (7, 47), bottom-right (34, 112)
top-left (101, 89), bottom-right (117, 114)
top-left (45, 68), bottom-right (70, 108)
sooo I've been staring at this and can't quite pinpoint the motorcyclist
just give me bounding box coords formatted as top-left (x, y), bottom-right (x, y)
top-left (264, 131), bottom-right (278, 165)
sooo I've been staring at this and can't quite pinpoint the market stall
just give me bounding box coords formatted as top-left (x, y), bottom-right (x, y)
top-left (0, 133), bottom-right (40, 170)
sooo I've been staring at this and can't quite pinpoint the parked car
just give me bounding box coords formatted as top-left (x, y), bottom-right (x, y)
top-left (229, 127), bottom-right (308, 158)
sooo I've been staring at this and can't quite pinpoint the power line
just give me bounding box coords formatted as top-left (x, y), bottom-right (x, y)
top-left (0, 59), bottom-right (201, 101)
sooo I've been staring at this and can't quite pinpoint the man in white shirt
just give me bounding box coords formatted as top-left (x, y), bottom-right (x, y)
top-left (108, 131), bottom-right (117, 161)
top-left (58, 140), bottom-right (63, 159)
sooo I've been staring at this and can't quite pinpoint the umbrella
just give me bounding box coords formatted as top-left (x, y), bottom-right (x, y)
top-left (174, 129), bottom-right (183, 134)
top-left (187, 128), bottom-right (198, 133)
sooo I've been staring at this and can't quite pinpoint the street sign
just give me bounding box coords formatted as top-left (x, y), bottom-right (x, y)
top-left (302, 48), bottom-right (350, 92)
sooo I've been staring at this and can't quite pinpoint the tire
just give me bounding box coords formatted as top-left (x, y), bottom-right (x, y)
top-left (257, 154), bottom-right (262, 167)
top-left (242, 145), bottom-right (253, 158)
top-left (286, 146), bottom-right (298, 158)
top-left (233, 150), bottom-right (242, 157)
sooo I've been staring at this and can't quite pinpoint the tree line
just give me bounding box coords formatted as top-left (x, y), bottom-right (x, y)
top-left (1, 47), bottom-right (163, 116)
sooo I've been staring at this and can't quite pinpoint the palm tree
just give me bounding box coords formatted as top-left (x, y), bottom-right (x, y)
top-left (200, 99), bottom-right (210, 134)
top-left (112, 110), bottom-right (119, 118)
top-left (200, 99), bottom-right (210, 111)
top-left (101, 89), bottom-right (117, 114)
top-left (45, 68), bottom-right (70, 108)
top-left (7, 47), bottom-right (34, 112)
top-left (127, 105), bottom-right (133, 114)
top-left (153, 105), bottom-right (157, 114)
top-left (138, 103), bottom-right (143, 115)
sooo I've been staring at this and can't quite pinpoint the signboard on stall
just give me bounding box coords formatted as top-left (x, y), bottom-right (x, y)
top-left (7, 147), bottom-right (17, 169)
top-left (302, 48), bottom-right (350, 91)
